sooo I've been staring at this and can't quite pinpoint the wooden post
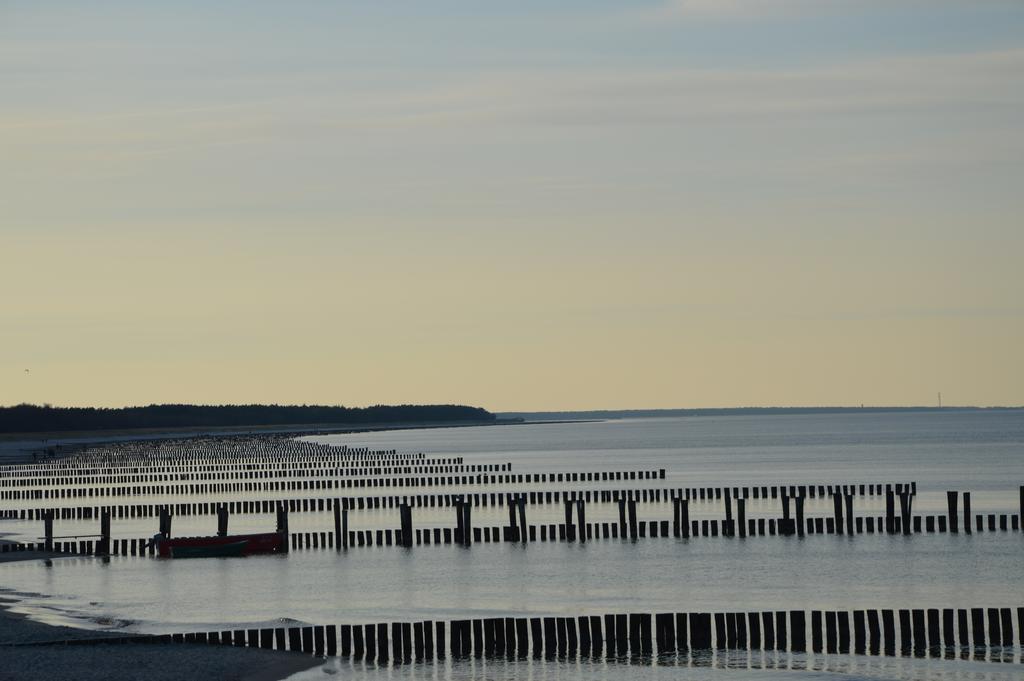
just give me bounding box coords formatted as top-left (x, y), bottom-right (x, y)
top-left (98, 508), bottom-right (111, 556)
top-left (564, 499), bottom-right (575, 542)
top-left (615, 613), bottom-right (628, 653)
top-left (724, 489), bottom-right (733, 537)
top-left (911, 609), bottom-right (925, 654)
top-left (680, 499), bottom-right (690, 539)
top-left (853, 610), bottom-right (866, 653)
top-left (956, 609), bottom-right (968, 649)
top-left (885, 490), bottom-right (895, 533)
top-left (463, 620), bottom-right (479, 660)
top-left (762, 612), bottom-right (776, 650)
top-left (543, 617), bottom-right (557, 658)
top-left (276, 504), bottom-right (289, 553)
top-left (963, 492), bottom-right (971, 535)
top-left (517, 496), bottom-right (527, 543)
top-left (159, 506), bottom-right (172, 538)
top-left (711, 611), bottom-right (725, 649)
top-left (462, 501), bottom-right (472, 547)
top-left (43, 510), bottom-right (54, 552)
top-left (627, 499), bottom-right (638, 540)
top-left (737, 498), bottom-right (746, 538)
top-left (434, 621), bottom-right (445, 660)
top-left (790, 611), bottom-right (806, 652)
top-left (897, 609), bottom-right (911, 653)
top-left (970, 608), bottom-right (984, 648)
top-left (508, 495), bottom-right (518, 540)
top-left (824, 611), bottom-right (837, 653)
top-left (747, 612), bottom-right (760, 650)
top-left (217, 505), bottom-right (228, 537)
top-left (655, 613), bottom-right (672, 652)
top-left (946, 491), bottom-right (958, 533)
top-left (897, 610), bottom-right (913, 655)
top-left (795, 496), bottom-right (805, 537)
top-left (617, 499), bottom-right (627, 537)
top-left (811, 611), bottom-right (823, 653)
top-left (780, 494), bottom-right (793, 535)
top-left (455, 498), bottom-right (464, 544)
top-left (881, 609), bottom-right (895, 655)
top-left (942, 608), bottom-right (955, 648)
top-left (926, 609), bottom-right (940, 652)
top-left (400, 504), bottom-right (413, 548)
top-left (333, 502), bottom-right (342, 550)
top-left (638, 613), bottom-right (652, 655)
top-left (689, 612), bottom-right (711, 649)
top-left (576, 500), bottom-right (586, 543)
top-left (844, 494), bottom-right (854, 535)
top-left (899, 492), bottom-right (912, 535)
top-left (528, 618), bottom-right (542, 658)
top-left (867, 610), bottom-right (880, 654)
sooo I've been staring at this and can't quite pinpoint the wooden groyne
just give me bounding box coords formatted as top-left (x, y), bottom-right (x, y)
top-left (5, 490), bottom-right (1021, 558)
top-left (0, 468), bottom-right (668, 500)
top-left (12, 606), bottom-right (1021, 664)
top-left (0, 481), bottom-right (916, 520)
top-left (2, 438), bottom-right (1021, 559)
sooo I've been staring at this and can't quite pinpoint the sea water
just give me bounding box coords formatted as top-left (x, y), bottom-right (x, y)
top-left (1, 411), bottom-right (1022, 680)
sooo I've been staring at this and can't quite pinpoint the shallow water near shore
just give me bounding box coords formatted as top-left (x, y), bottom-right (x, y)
top-left (1, 532), bottom-right (1023, 634)
top-left (2, 412), bottom-right (1023, 680)
top-left (281, 653), bottom-right (1024, 681)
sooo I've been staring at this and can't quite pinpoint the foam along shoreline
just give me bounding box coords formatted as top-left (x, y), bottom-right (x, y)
top-left (0, 555), bottom-right (322, 681)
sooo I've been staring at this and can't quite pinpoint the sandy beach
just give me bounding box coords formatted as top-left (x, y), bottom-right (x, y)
top-left (0, 555), bottom-right (321, 681)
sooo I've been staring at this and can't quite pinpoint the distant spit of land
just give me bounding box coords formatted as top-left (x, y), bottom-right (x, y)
top-left (499, 406), bottom-right (1023, 421)
top-left (0, 403), bottom-right (495, 437)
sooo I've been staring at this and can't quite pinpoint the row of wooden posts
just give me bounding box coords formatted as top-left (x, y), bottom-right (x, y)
top-left (0, 455), bottom-right (448, 480)
top-left (0, 463), bottom-right (509, 488)
top-left (5, 485), bottom-right (693, 520)
top-left (0, 469), bottom-right (668, 500)
top-left (29, 607), bottom-right (1023, 662)
top-left (1, 454), bottom-right (444, 479)
top-left (0, 447), bottom-right (433, 477)
top-left (24, 487), bottom-right (1024, 557)
top-left (18, 485), bottom-right (1023, 536)
top-left (0, 479), bottom-right (914, 515)
top-left (0, 439), bottom-right (420, 467)
top-left (697, 488), bottom-right (1024, 537)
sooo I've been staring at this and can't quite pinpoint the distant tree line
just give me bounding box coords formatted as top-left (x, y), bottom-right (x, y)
top-left (0, 403), bottom-right (495, 434)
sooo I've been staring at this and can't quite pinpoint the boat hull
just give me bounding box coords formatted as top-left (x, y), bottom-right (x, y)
top-left (157, 532), bottom-right (285, 558)
top-left (170, 540), bottom-right (248, 559)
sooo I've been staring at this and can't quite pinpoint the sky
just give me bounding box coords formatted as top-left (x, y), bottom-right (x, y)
top-left (2, 1), bottom-right (1022, 411)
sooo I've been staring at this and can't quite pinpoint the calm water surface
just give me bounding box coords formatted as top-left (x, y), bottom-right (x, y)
top-left (2, 412), bottom-right (1022, 680)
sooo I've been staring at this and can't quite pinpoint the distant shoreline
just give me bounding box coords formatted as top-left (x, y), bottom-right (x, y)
top-left (0, 419), bottom-right (522, 463)
top-left (499, 406), bottom-right (1024, 421)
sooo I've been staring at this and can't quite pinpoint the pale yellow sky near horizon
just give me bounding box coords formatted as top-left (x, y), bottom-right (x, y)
top-left (2, 2), bottom-right (1022, 411)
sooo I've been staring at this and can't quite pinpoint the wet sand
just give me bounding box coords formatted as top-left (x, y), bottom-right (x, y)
top-left (0, 554), bottom-right (321, 681)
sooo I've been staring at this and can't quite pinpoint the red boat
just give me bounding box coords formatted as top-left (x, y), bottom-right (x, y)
top-left (156, 532), bottom-right (286, 558)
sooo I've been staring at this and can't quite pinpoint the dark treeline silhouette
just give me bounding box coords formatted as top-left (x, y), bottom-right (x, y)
top-left (0, 403), bottom-right (495, 435)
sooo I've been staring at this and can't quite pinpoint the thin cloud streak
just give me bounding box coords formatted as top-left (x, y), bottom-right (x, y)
top-left (5, 48), bottom-right (1022, 141)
